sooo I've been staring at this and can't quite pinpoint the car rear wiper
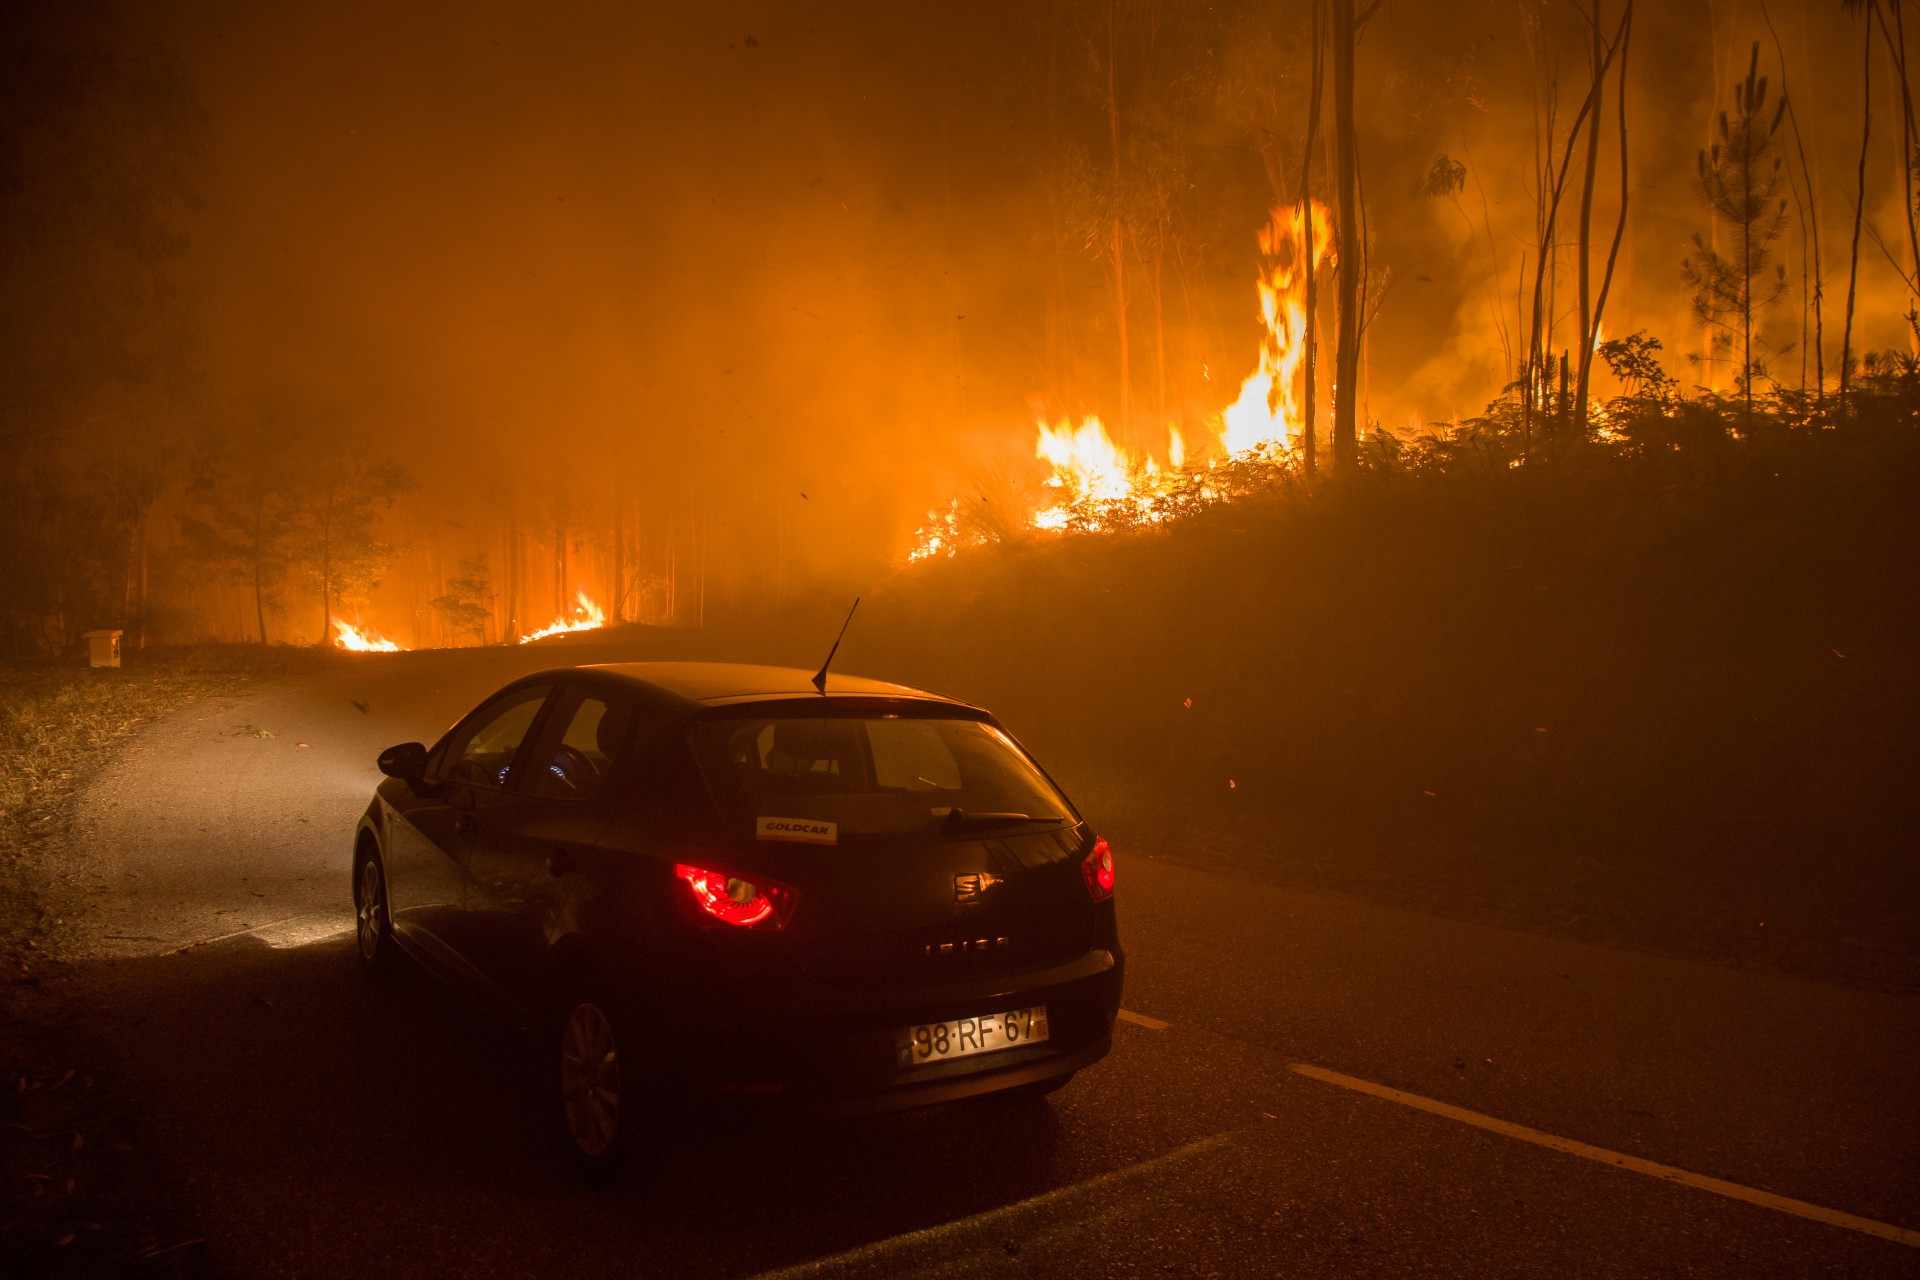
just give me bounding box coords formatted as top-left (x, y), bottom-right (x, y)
top-left (938, 808), bottom-right (1066, 830)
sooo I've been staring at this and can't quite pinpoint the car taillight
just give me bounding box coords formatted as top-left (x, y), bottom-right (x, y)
top-left (1081, 838), bottom-right (1115, 902)
top-left (673, 863), bottom-right (795, 930)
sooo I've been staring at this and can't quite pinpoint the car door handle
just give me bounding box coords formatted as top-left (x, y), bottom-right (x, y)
top-left (454, 812), bottom-right (476, 837)
top-left (547, 848), bottom-right (575, 878)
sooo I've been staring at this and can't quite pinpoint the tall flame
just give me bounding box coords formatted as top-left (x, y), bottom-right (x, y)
top-left (911, 199), bottom-right (1333, 560)
top-left (518, 591), bottom-right (606, 644)
top-left (333, 620), bottom-right (402, 652)
top-left (1221, 200), bottom-right (1336, 456)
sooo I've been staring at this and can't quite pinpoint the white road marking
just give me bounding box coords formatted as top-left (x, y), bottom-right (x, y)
top-left (1291, 1062), bottom-right (1920, 1249)
top-left (1117, 1008), bottom-right (1170, 1030)
top-left (744, 1130), bottom-right (1235, 1279)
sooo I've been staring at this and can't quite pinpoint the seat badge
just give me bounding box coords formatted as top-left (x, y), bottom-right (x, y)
top-left (954, 871), bottom-right (1005, 903)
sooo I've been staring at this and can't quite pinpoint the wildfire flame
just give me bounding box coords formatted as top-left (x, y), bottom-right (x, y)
top-left (1222, 201), bottom-right (1336, 456)
top-left (911, 200), bottom-right (1333, 560)
top-left (907, 499), bottom-right (970, 563)
top-left (518, 591), bottom-right (606, 644)
top-left (1031, 417), bottom-right (1184, 532)
top-left (332, 620), bottom-right (402, 652)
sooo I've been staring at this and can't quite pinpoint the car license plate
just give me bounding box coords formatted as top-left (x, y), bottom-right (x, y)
top-left (896, 1006), bottom-right (1049, 1068)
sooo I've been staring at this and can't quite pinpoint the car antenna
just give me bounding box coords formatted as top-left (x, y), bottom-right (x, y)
top-left (811, 596), bottom-right (861, 694)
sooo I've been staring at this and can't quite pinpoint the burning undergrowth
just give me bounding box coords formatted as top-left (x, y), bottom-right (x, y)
top-left (912, 200), bottom-right (1334, 561)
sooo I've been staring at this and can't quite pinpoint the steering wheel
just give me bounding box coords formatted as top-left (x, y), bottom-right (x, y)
top-left (545, 744), bottom-right (603, 796)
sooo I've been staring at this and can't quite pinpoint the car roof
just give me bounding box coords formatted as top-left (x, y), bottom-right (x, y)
top-left (559, 661), bottom-right (977, 711)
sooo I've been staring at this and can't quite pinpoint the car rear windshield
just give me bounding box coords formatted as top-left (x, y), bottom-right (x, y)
top-left (686, 714), bottom-right (1076, 840)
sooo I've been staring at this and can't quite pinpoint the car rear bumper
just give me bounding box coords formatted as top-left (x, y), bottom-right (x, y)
top-left (828, 1032), bottom-right (1111, 1115)
top-left (653, 947), bottom-right (1124, 1110)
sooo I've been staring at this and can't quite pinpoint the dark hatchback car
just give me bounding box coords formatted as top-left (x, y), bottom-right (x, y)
top-left (352, 662), bottom-right (1123, 1172)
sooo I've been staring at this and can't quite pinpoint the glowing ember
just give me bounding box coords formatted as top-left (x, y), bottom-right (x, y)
top-left (910, 199), bottom-right (1333, 560)
top-left (908, 499), bottom-right (978, 562)
top-left (518, 591), bottom-right (606, 643)
top-left (332, 620), bottom-right (402, 652)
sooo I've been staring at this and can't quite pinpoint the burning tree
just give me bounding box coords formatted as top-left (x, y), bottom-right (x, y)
top-left (912, 196), bottom-right (1334, 557)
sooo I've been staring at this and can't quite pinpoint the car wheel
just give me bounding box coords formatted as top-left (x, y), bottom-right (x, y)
top-left (558, 993), bottom-right (629, 1177)
top-left (353, 845), bottom-right (393, 975)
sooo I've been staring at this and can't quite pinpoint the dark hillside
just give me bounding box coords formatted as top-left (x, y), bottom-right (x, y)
top-left (823, 415), bottom-right (1920, 991)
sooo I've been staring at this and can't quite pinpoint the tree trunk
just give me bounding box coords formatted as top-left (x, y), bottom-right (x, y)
top-left (318, 488), bottom-right (334, 647)
top-left (610, 495), bottom-right (625, 624)
top-left (1885, 0), bottom-right (1920, 343)
top-left (120, 513), bottom-right (139, 639)
top-left (1842, 12), bottom-right (1872, 418)
top-left (407, 522), bottom-right (421, 649)
top-left (1574, 1), bottom-right (1605, 431)
top-left (135, 508), bottom-right (148, 650)
top-left (1106, 1), bottom-right (1131, 439)
top-left (1585, 0), bottom-right (1634, 425)
top-left (1151, 247), bottom-right (1167, 427)
top-left (252, 503), bottom-right (268, 645)
top-left (1300, 0), bottom-right (1325, 479)
top-left (1705, 0), bottom-right (1727, 389)
top-left (1045, 0), bottom-right (1067, 400)
top-left (1765, 0), bottom-right (1824, 405)
top-left (1525, 10), bottom-right (1626, 450)
top-left (1743, 80), bottom-right (1754, 423)
top-left (1331, 0), bottom-right (1360, 469)
top-left (506, 511), bottom-right (521, 641)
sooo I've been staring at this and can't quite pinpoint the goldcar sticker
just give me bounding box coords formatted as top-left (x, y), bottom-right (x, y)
top-left (756, 816), bottom-right (839, 846)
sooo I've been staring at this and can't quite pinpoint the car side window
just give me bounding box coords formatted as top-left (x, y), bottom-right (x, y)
top-left (440, 684), bottom-right (552, 790)
top-left (528, 688), bottom-right (638, 800)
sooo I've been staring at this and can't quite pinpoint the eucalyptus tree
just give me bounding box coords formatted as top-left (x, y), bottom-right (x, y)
top-left (1331, 0), bottom-right (1360, 468)
top-left (1841, 3), bottom-right (1875, 417)
top-left (1759, 0), bottom-right (1825, 405)
top-left (1574, 0), bottom-right (1635, 435)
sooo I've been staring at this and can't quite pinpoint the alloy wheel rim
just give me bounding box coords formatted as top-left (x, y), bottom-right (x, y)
top-left (356, 859), bottom-right (384, 961)
top-left (560, 1001), bottom-right (621, 1159)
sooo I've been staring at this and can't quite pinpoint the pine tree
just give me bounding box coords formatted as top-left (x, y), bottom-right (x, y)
top-left (1683, 43), bottom-right (1791, 421)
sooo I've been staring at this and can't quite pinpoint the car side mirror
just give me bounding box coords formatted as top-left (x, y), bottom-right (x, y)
top-left (377, 742), bottom-right (429, 783)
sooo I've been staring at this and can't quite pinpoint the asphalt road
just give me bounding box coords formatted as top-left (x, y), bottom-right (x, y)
top-left (32, 639), bottom-right (1920, 1277)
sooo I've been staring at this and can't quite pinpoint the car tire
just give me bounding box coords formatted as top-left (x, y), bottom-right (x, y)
top-left (353, 843), bottom-right (394, 977)
top-left (556, 988), bottom-right (635, 1179)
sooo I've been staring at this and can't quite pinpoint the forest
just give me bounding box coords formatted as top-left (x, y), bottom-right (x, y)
top-left (3, 0), bottom-right (1918, 659)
